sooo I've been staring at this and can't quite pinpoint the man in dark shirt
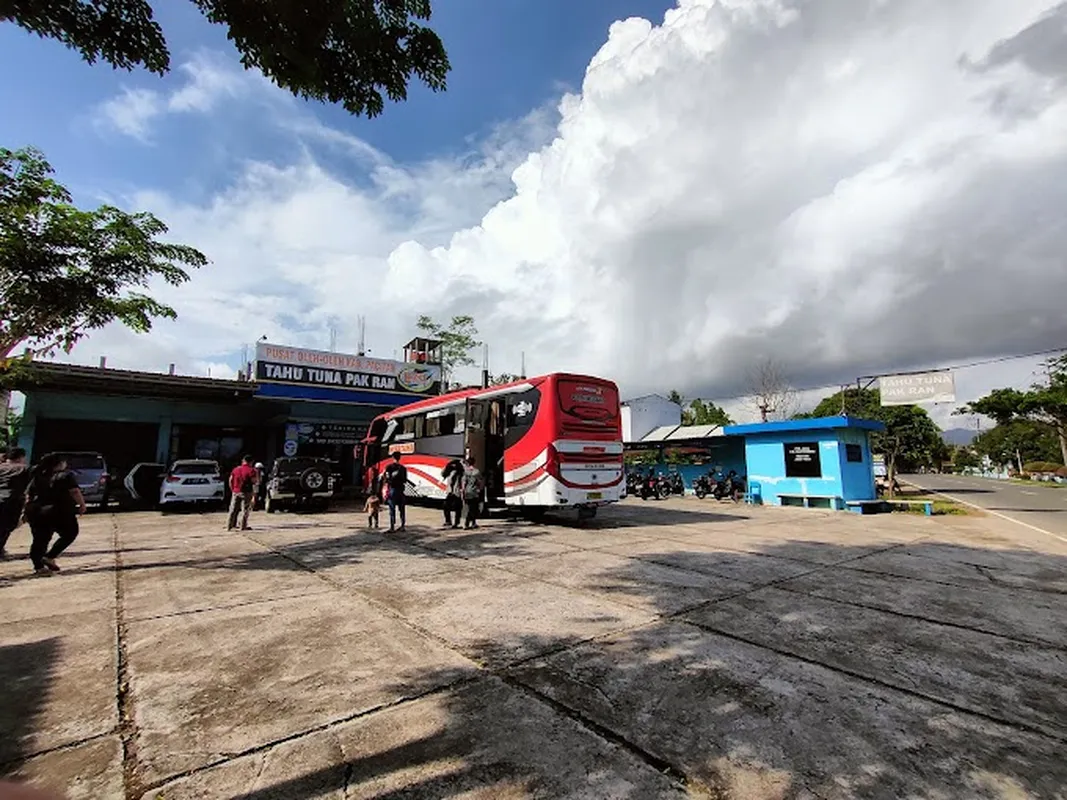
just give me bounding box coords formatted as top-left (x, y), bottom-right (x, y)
top-left (0, 448), bottom-right (30, 558)
top-left (382, 452), bottom-right (408, 532)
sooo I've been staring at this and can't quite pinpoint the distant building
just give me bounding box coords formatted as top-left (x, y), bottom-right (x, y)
top-left (620, 394), bottom-right (681, 444)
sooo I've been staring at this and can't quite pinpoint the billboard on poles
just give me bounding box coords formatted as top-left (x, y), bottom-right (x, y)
top-left (878, 370), bottom-right (956, 406)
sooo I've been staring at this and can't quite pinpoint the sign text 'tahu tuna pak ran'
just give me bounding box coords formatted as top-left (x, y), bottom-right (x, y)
top-left (254, 343), bottom-right (441, 399)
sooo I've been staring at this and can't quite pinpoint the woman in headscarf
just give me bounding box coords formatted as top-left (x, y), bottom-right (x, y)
top-left (24, 453), bottom-right (86, 577)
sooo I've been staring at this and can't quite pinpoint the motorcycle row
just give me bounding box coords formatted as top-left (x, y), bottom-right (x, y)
top-left (625, 468), bottom-right (746, 502)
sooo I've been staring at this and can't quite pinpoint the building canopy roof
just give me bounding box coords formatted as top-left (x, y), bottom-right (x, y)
top-left (724, 415), bottom-right (886, 436)
top-left (10, 362), bottom-right (257, 403)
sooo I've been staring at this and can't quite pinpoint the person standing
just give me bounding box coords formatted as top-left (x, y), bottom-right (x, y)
top-left (382, 452), bottom-right (408, 532)
top-left (227, 455), bottom-right (258, 531)
top-left (440, 457), bottom-right (464, 529)
top-left (24, 454), bottom-right (85, 576)
top-left (0, 448), bottom-right (31, 559)
top-left (461, 455), bottom-right (485, 530)
top-left (363, 491), bottom-right (381, 528)
top-left (254, 462), bottom-right (267, 509)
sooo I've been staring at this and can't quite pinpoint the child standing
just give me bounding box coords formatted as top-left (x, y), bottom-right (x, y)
top-left (363, 492), bottom-right (381, 528)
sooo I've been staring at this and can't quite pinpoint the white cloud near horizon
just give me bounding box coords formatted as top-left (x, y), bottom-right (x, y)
top-left (66, 0), bottom-right (1067, 424)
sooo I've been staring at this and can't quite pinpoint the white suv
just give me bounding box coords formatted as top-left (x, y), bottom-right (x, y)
top-left (159, 460), bottom-right (225, 508)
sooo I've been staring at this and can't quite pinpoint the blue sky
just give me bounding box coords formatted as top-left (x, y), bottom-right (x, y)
top-left (0, 0), bottom-right (674, 203)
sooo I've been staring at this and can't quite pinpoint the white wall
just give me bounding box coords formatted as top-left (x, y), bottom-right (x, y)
top-left (621, 395), bottom-right (681, 443)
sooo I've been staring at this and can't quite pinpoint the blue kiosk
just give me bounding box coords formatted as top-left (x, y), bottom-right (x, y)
top-left (724, 416), bottom-right (885, 510)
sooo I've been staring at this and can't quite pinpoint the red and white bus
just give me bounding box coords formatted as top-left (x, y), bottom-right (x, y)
top-left (359, 373), bottom-right (624, 517)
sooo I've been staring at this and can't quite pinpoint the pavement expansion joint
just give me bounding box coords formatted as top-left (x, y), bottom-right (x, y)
top-left (113, 518), bottom-right (142, 800)
top-left (772, 582), bottom-right (1067, 652)
top-left (0, 730), bottom-right (117, 771)
top-left (683, 618), bottom-right (1067, 745)
top-left (135, 674), bottom-right (481, 795)
top-left (497, 674), bottom-right (698, 795)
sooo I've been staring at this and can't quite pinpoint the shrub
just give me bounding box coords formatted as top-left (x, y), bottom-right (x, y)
top-left (1023, 461), bottom-right (1061, 474)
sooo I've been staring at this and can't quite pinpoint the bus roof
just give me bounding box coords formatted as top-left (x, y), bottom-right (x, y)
top-left (377, 372), bottom-right (616, 420)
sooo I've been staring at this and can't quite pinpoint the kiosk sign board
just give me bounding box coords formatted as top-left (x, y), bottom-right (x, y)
top-left (879, 370), bottom-right (955, 406)
top-left (255, 343), bottom-right (441, 399)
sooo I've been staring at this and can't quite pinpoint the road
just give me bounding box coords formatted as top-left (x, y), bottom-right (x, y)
top-left (903, 472), bottom-right (1067, 540)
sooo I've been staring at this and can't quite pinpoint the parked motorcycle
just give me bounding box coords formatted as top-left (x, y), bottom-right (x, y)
top-left (665, 471), bottom-right (685, 497)
top-left (713, 470), bottom-right (745, 502)
top-left (693, 472), bottom-right (715, 499)
top-left (625, 471), bottom-right (644, 498)
top-left (639, 473), bottom-right (672, 500)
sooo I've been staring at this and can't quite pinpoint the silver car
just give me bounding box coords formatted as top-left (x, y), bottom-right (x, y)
top-left (51, 451), bottom-right (110, 508)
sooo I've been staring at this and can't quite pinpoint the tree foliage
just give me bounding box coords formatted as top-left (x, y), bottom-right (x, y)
top-left (1, 0), bottom-right (449, 118)
top-left (489, 373), bottom-right (520, 386)
top-left (667, 390), bottom-right (733, 427)
top-left (953, 447), bottom-right (980, 471)
top-left (973, 419), bottom-right (1062, 471)
top-left (800, 386), bottom-right (942, 495)
top-left (415, 314), bottom-right (479, 388)
top-left (683, 398), bottom-right (733, 427)
top-left (0, 146), bottom-right (206, 364)
top-left (957, 356), bottom-right (1067, 466)
top-left (0, 407), bottom-right (20, 449)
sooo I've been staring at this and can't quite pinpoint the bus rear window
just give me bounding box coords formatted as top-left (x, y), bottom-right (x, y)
top-left (557, 379), bottom-right (619, 423)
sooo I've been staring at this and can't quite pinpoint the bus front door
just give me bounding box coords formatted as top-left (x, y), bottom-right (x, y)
top-left (465, 398), bottom-right (505, 504)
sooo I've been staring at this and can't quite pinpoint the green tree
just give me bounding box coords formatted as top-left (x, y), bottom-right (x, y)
top-left (0, 146), bottom-right (206, 366)
top-left (2, 0), bottom-right (448, 118)
top-left (415, 314), bottom-right (479, 390)
top-left (666, 390), bottom-right (732, 426)
top-left (684, 398), bottom-right (733, 427)
top-left (958, 356), bottom-right (1067, 466)
top-left (802, 387), bottom-right (942, 496)
top-left (973, 419), bottom-right (1062, 471)
top-left (953, 447), bottom-right (980, 471)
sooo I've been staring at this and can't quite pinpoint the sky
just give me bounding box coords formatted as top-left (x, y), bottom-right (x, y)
top-left (2, 0), bottom-right (1065, 428)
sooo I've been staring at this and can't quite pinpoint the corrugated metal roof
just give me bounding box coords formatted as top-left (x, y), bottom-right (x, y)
top-left (640, 425), bottom-right (681, 442)
top-left (666, 424), bottom-right (723, 440)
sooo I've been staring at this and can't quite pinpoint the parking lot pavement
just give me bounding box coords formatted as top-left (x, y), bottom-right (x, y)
top-left (2, 498), bottom-right (1066, 799)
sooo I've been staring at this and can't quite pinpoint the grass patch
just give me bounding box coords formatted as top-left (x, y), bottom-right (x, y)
top-left (896, 499), bottom-right (969, 516)
top-left (1009, 479), bottom-right (1065, 488)
top-left (890, 485), bottom-right (972, 515)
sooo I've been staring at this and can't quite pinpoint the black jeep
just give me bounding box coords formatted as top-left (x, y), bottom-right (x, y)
top-left (265, 457), bottom-right (335, 513)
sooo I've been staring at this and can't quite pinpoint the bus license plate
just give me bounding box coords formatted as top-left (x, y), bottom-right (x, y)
top-left (587, 492), bottom-right (602, 500)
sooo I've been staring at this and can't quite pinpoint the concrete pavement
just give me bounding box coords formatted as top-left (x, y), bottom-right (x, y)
top-left (903, 472), bottom-right (1067, 540)
top-left (1, 499), bottom-right (1066, 799)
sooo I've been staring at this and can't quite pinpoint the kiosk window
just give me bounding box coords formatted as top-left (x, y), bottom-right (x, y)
top-left (784, 442), bottom-right (822, 478)
top-left (845, 443), bottom-right (863, 463)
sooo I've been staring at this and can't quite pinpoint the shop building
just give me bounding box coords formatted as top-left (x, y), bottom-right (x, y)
top-left (14, 339), bottom-right (443, 488)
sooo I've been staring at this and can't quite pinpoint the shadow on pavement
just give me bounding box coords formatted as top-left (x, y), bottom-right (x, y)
top-left (0, 638), bottom-right (60, 769)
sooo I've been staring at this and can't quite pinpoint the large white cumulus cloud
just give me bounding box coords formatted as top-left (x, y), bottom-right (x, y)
top-left (72, 0), bottom-right (1067, 404)
top-left (386, 0), bottom-right (1067, 397)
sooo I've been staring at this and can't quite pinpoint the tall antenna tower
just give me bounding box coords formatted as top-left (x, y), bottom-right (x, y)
top-left (520, 351), bottom-right (526, 379)
top-left (357, 316), bottom-right (366, 356)
top-left (329, 325), bottom-right (338, 353)
top-left (481, 343), bottom-right (490, 388)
